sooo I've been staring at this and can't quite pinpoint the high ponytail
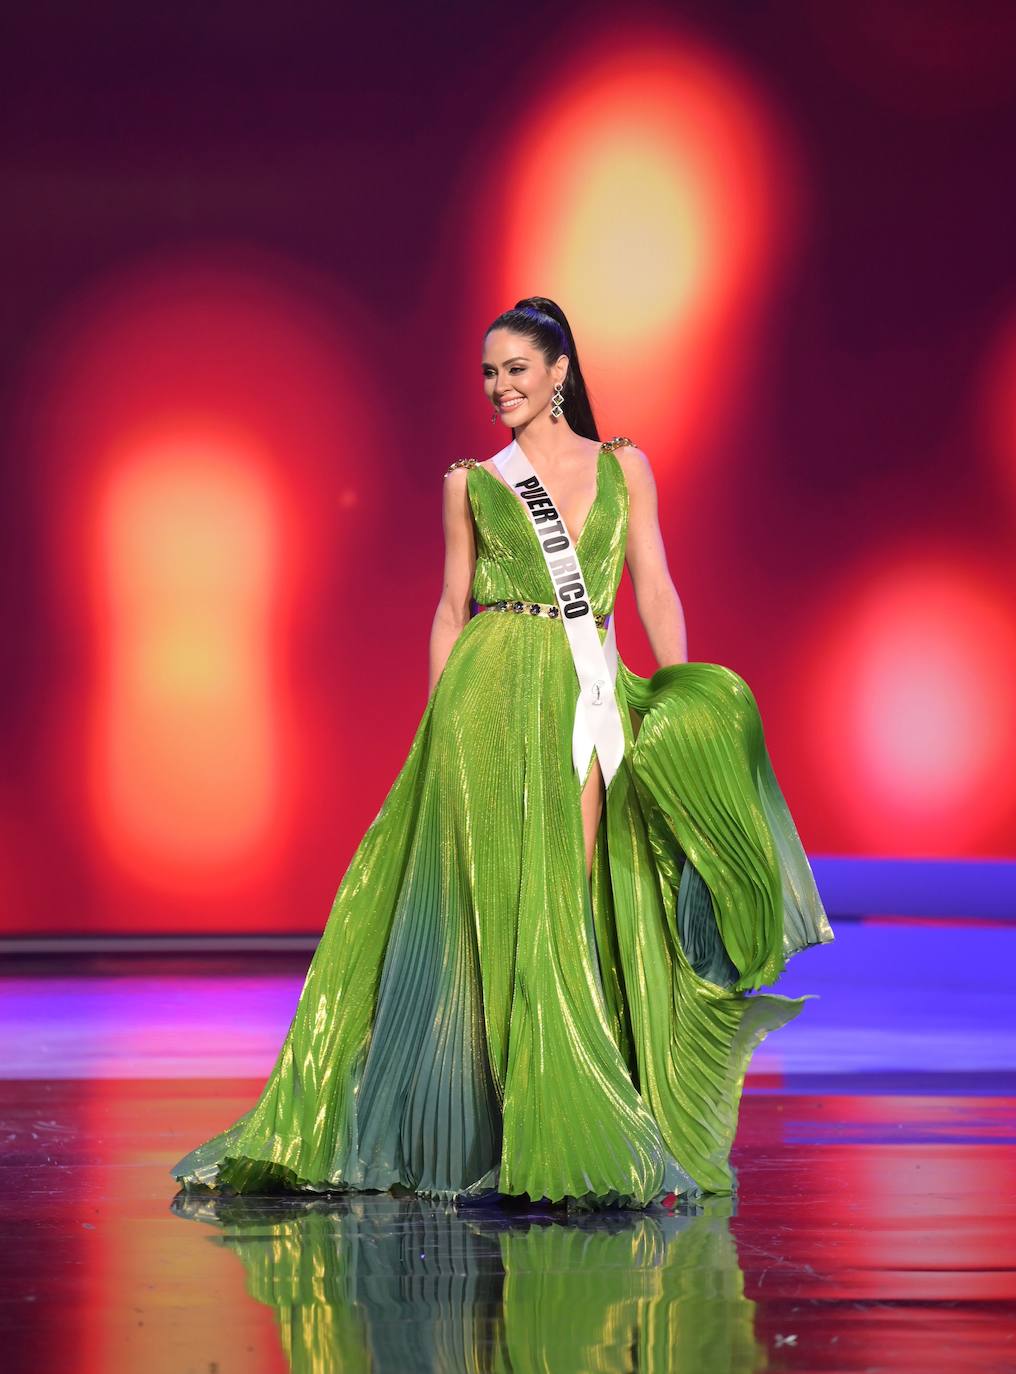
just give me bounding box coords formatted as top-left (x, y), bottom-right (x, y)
top-left (483, 296), bottom-right (599, 441)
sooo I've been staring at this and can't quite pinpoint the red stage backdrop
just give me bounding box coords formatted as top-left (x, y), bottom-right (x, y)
top-left (2, 3), bottom-right (1015, 934)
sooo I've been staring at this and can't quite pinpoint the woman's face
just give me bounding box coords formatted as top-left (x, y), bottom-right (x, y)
top-left (481, 329), bottom-right (568, 428)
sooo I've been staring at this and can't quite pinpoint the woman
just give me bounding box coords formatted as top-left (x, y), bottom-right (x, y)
top-left (170, 296), bottom-right (833, 1210)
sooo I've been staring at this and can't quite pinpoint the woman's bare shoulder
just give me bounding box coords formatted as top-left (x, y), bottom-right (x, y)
top-left (604, 436), bottom-right (653, 483)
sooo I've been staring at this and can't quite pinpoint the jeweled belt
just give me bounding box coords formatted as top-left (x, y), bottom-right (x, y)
top-left (476, 599), bottom-right (610, 630)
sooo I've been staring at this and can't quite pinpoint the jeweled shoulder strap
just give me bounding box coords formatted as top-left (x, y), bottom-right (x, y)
top-left (492, 438), bottom-right (625, 788)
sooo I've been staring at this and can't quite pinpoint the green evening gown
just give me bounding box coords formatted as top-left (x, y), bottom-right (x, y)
top-left (170, 436), bottom-right (833, 1210)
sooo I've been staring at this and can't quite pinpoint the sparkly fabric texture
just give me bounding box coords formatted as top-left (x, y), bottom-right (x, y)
top-left (170, 439), bottom-right (833, 1209)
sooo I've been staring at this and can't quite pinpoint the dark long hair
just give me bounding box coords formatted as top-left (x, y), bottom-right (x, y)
top-left (484, 296), bottom-right (599, 441)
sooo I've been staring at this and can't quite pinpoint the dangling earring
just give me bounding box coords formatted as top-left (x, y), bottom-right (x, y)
top-left (491, 409), bottom-right (498, 423)
top-left (550, 381), bottom-right (565, 420)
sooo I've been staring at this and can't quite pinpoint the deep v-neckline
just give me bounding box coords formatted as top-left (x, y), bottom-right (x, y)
top-left (473, 444), bottom-right (607, 550)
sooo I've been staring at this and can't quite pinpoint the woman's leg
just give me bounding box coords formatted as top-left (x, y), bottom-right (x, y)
top-left (580, 754), bottom-right (606, 879)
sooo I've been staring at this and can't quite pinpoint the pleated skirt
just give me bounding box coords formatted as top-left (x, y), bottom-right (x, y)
top-left (170, 611), bottom-right (832, 1209)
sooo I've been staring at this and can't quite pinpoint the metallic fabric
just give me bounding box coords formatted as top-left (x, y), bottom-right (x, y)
top-left (170, 441), bottom-right (833, 1209)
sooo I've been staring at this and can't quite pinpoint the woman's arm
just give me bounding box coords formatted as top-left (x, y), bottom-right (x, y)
top-left (617, 444), bottom-right (688, 668)
top-left (428, 467), bottom-right (477, 695)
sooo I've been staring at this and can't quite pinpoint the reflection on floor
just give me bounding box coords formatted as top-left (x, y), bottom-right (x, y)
top-left (2, 916), bottom-right (1015, 1373)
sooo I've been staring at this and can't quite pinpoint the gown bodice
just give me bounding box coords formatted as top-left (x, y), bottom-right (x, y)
top-left (453, 439), bottom-right (632, 617)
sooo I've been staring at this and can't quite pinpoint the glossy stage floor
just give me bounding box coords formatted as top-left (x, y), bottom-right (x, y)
top-left (2, 915), bottom-right (1014, 1374)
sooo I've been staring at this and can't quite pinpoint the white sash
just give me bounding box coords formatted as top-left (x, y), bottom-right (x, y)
top-left (492, 438), bottom-right (625, 788)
